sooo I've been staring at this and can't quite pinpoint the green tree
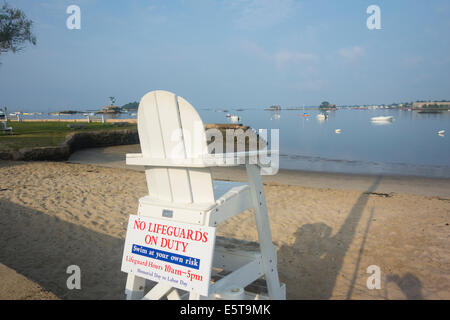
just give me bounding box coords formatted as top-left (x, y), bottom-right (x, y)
top-left (0, 2), bottom-right (36, 56)
top-left (121, 101), bottom-right (139, 110)
top-left (319, 101), bottom-right (330, 108)
top-left (108, 97), bottom-right (116, 105)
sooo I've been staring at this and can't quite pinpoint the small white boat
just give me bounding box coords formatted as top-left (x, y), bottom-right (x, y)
top-left (317, 114), bottom-right (326, 120)
top-left (371, 116), bottom-right (393, 122)
top-left (230, 115), bottom-right (240, 123)
top-left (438, 130), bottom-right (445, 135)
top-left (270, 114), bottom-right (280, 120)
top-left (335, 129), bottom-right (341, 134)
top-left (226, 114), bottom-right (231, 118)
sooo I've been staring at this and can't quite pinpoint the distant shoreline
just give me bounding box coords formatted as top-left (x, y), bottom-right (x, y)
top-left (7, 118), bottom-right (137, 123)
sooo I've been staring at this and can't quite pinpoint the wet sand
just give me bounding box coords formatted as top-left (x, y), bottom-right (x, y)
top-left (68, 145), bottom-right (450, 197)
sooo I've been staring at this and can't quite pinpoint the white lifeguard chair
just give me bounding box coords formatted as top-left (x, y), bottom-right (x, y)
top-left (124, 90), bottom-right (285, 300)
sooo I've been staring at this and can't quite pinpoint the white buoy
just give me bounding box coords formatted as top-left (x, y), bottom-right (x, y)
top-left (271, 114), bottom-right (280, 120)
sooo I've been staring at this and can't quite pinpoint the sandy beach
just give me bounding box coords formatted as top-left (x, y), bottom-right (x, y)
top-left (1, 153), bottom-right (449, 300)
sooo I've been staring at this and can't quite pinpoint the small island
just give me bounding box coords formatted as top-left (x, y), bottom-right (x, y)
top-left (96, 106), bottom-right (123, 115)
top-left (120, 101), bottom-right (139, 112)
top-left (319, 101), bottom-right (337, 110)
top-left (49, 110), bottom-right (83, 115)
top-left (96, 97), bottom-right (123, 115)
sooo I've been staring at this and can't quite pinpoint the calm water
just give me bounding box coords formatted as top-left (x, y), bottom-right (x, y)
top-left (16, 109), bottom-right (450, 178)
top-left (197, 108), bottom-right (450, 178)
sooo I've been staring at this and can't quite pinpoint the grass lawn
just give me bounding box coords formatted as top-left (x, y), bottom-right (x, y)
top-left (0, 121), bottom-right (136, 152)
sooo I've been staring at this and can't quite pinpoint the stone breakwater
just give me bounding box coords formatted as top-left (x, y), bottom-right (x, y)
top-left (0, 123), bottom-right (265, 161)
top-left (0, 129), bottom-right (139, 161)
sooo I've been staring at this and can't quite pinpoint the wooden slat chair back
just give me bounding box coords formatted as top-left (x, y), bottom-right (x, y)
top-left (137, 90), bottom-right (214, 204)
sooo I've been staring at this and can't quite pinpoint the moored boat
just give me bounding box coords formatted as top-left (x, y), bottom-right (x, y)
top-left (371, 116), bottom-right (393, 122)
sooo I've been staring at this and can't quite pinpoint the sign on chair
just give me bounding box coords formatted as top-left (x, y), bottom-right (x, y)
top-left (121, 215), bottom-right (216, 296)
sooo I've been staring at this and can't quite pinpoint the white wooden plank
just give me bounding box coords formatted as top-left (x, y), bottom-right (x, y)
top-left (168, 168), bottom-right (193, 203)
top-left (138, 91), bottom-right (173, 201)
top-left (145, 168), bottom-right (173, 202)
top-left (166, 288), bottom-right (182, 300)
top-left (142, 282), bottom-right (173, 300)
top-left (154, 91), bottom-right (194, 204)
top-left (207, 186), bottom-right (252, 226)
top-left (137, 91), bottom-right (165, 157)
top-left (210, 259), bottom-right (263, 294)
top-left (125, 274), bottom-right (146, 300)
top-left (126, 152), bottom-right (276, 167)
top-left (177, 95), bottom-right (208, 159)
top-left (177, 95), bottom-right (215, 204)
top-left (189, 168), bottom-right (215, 203)
top-left (155, 91), bottom-right (186, 159)
top-left (246, 164), bottom-right (283, 299)
top-left (138, 201), bottom-right (206, 225)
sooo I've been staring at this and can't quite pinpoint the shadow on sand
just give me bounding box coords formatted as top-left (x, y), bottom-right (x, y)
top-left (385, 273), bottom-right (424, 300)
top-left (0, 200), bottom-right (127, 299)
top-left (277, 176), bottom-right (383, 299)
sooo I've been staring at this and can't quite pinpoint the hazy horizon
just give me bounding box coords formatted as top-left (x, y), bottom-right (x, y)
top-left (1, 0), bottom-right (449, 112)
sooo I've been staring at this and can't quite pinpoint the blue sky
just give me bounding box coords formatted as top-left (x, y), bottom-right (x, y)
top-left (0, 0), bottom-right (449, 112)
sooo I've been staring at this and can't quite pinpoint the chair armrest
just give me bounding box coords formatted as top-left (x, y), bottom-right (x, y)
top-left (126, 150), bottom-right (278, 168)
top-left (126, 153), bottom-right (212, 167)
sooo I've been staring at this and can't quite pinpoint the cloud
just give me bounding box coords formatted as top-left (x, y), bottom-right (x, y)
top-left (435, 3), bottom-right (450, 14)
top-left (274, 50), bottom-right (319, 66)
top-left (293, 79), bottom-right (328, 91)
top-left (401, 56), bottom-right (422, 68)
top-left (241, 40), bottom-right (271, 60)
top-left (229, 0), bottom-right (297, 30)
top-left (240, 40), bottom-right (319, 69)
top-left (338, 46), bottom-right (365, 60)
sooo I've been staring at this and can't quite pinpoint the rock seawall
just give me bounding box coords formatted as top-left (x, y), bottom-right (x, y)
top-left (0, 129), bottom-right (139, 161)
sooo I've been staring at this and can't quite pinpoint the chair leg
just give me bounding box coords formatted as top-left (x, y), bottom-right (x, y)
top-left (189, 292), bottom-right (202, 300)
top-left (246, 164), bottom-right (284, 299)
top-left (142, 282), bottom-right (173, 300)
top-left (125, 273), bottom-right (146, 300)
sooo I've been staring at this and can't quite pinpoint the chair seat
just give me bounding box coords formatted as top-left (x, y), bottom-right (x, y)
top-left (213, 180), bottom-right (247, 200)
top-left (138, 180), bottom-right (251, 226)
